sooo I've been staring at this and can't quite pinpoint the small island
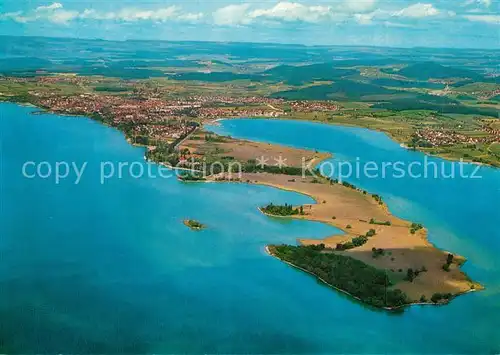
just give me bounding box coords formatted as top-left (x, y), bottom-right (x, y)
top-left (183, 219), bottom-right (206, 231)
top-left (260, 203), bottom-right (305, 217)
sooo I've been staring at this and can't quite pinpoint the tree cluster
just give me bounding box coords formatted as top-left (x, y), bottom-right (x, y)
top-left (372, 247), bottom-right (385, 258)
top-left (179, 171), bottom-right (206, 181)
top-left (243, 163), bottom-right (308, 176)
top-left (431, 292), bottom-right (453, 303)
top-left (370, 218), bottom-right (392, 226)
top-left (205, 134), bottom-right (228, 143)
top-left (269, 244), bottom-right (409, 308)
top-left (372, 194), bottom-right (384, 205)
top-left (337, 228), bottom-right (378, 251)
top-left (405, 266), bottom-right (428, 282)
top-left (261, 203), bottom-right (304, 216)
top-left (184, 219), bottom-right (205, 230)
top-left (410, 223), bottom-right (424, 234)
top-left (442, 253), bottom-right (454, 272)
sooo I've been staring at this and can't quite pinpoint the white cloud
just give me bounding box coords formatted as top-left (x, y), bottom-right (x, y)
top-left (354, 3), bottom-right (448, 25)
top-left (213, 4), bottom-right (252, 26)
top-left (383, 21), bottom-right (415, 28)
top-left (79, 9), bottom-right (114, 21)
top-left (0, 3), bottom-right (203, 24)
top-left (249, 2), bottom-right (336, 23)
top-left (343, 0), bottom-right (377, 13)
top-left (354, 13), bottom-right (374, 24)
top-left (179, 13), bottom-right (204, 22)
top-left (213, 2), bottom-right (349, 25)
top-left (48, 10), bottom-right (79, 23)
top-left (105, 6), bottom-right (204, 22)
top-left (3, 2), bottom-right (78, 24)
top-left (214, 1), bottom-right (445, 27)
top-left (464, 14), bottom-right (500, 23)
top-left (392, 3), bottom-right (440, 18)
top-left (36, 2), bottom-right (63, 12)
top-left (0, 1), bottom-right (462, 28)
top-left (114, 6), bottom-right (180, 22)
top-left (0, 11), bottom-right (26, 22)
top-left (353, 8), bottom-right (388, 24)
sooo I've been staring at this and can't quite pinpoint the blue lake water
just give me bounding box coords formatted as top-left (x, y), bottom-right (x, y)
top-left (1, 105), bottom-right (499, 353)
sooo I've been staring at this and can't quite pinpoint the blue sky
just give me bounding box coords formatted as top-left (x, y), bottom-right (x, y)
top-left (0, 0), bottom-right (498, 48)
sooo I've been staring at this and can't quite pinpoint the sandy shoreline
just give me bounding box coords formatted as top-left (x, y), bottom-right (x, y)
top-left (264, 241), bottom-right (478, 311)
top-left (174, 123), bottom-right (484, 305)
top-left (211, 170), bottom-right (483, 304)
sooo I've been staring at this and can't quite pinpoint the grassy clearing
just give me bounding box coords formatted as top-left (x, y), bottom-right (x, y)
top-left (489, 142), bottom-right (500, 155)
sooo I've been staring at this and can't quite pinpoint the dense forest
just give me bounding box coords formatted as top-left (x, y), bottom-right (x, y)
top-left (269, 244), bottom-right (409, 308)
top-left (261, 203), bottom-right (304, 216)
top-left (178, 171), bottom-right (206, 181)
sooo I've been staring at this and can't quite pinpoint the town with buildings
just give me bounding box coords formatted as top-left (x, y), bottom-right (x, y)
top-left (0, 74), bottom-right (496, 153)
top-left (414, 124), bottom-right (500, 147)
top-left (4, 75), bottom-right (342, 144)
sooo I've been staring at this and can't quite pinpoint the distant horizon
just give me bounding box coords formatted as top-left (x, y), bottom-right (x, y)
top-left (1, 1), bottom-right (498, 49)
top-left (1, 33), bottom-right (499, 52)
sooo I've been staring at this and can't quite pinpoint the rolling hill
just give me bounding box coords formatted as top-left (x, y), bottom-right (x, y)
top-left (263, 63), bottom-right (357, 85)
top-left (270, 80), bottom-right (398, 100)
top-left (393, 62), bottom-right (483, 81)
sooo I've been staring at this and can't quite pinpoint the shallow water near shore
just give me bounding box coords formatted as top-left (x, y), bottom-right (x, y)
top-left (1, 104), bottom-right (499, 353)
